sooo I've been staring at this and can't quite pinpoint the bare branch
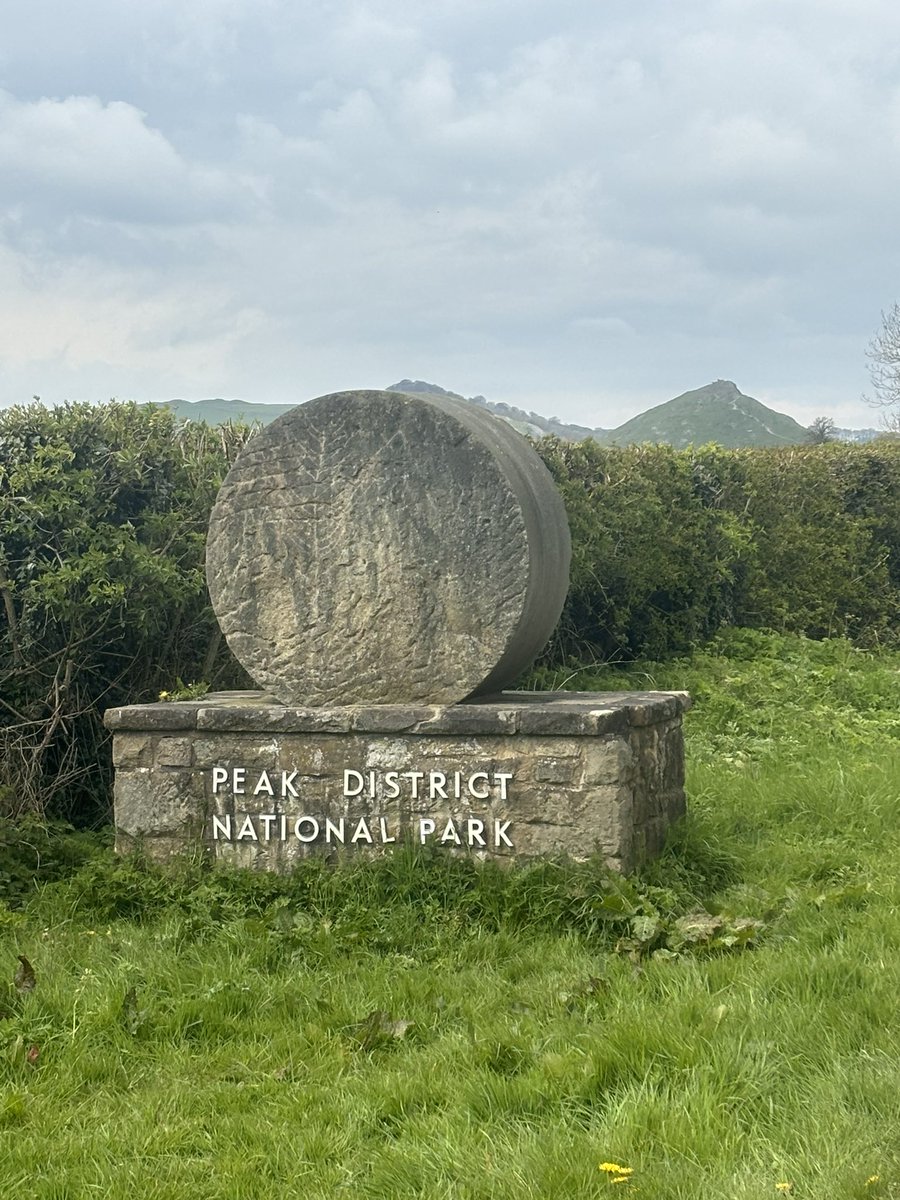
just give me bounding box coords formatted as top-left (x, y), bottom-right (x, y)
top-left (865, 302), bottom-right (900, 408)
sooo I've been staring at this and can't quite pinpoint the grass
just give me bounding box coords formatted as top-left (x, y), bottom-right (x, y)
top-left (2, 629), bottom-right (900, 1198)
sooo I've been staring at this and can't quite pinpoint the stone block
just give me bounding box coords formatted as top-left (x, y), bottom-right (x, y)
top-left (413, 706), bottom-right (519, 736)
top-left (156, 737), bottom-right (193, 768)
top-left (196, 706), bottom-right (353, 733)
top-left (625, 693), bottom-right (690, 726)
top-left (112, 734), bottom-right (154, 769)
top-left (115, 768), bottom-right (206, 837)
top-left (583, 737), bottom-right (634, 785)
top-left (414, 737), bottom-right (482, 759)
top-left (351, 707), bottom-right (438, 733)
top-left (105, 703), bottom-right (204, 732)
top-left (193, 736), bottom-right (280, 771)
top-left (362, 738), bottom-right (417, 771)
top-left (517, 706), bottom-right (629, 737)
top-left (533, 756), bottom-right (581, 785)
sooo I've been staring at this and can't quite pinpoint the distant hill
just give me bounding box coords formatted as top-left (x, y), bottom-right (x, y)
top-left (151, 383), bottom-right (612, 443)
top-left (146, 381), bottom-right (872, 449)
top-left (156, 397), bottom-right (296, 424)
top-left (604, 380), bottom-right (806, 449)
top-left (385, 380), bottom-right (610, 442)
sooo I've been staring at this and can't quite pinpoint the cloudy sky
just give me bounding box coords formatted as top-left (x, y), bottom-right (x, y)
top-left (2, 0), bottom-right (899, 429)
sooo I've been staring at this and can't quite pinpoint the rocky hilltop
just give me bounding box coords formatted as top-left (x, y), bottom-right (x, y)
top-left (385, 380), bottom-right (610, 443)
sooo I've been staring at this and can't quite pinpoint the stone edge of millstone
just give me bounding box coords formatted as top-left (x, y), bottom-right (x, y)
top-left (104, 690), bottom-right (692, 736)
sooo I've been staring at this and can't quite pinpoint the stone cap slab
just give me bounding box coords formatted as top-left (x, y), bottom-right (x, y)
top-left (104, 690), bottom-right (691, 737)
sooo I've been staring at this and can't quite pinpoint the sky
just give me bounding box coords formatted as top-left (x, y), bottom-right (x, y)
top-left (1, 0), bottom-right (899, 430)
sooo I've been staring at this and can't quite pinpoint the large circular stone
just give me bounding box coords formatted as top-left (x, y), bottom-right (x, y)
top-left (205, 389), bottom-right (571, 706)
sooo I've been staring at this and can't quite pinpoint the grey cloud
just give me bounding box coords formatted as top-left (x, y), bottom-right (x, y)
top-left (1, 0), bottom-right (898, 424)
top-left (0, 91), bottom-right (262, 226)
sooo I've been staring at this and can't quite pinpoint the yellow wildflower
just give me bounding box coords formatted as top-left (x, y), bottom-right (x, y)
top-left (599, 1164), bottom-right (633, 1176)
top-left (775, 1186), bottom-right (793, 1195)
top-left (866, 1178), bottom-right (880, 1187)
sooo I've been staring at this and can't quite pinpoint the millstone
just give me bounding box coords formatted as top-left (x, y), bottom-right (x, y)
top-left (205, 389), bottom-right (571, 706)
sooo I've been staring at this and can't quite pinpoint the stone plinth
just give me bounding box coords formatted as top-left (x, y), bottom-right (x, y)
top-left (105, 690), bottom-right (690, 874)
top-left (205, 390), bottom-right (571, 707)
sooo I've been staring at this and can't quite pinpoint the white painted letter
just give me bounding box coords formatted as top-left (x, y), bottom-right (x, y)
top-left (344, 770), bottom-right (364, 797)
top-left (419, 818), bottom-right (436, 843)
top-left (294, 817), bottom-right (319, 843)
top-left (468, 772), bottom-right (490, 800)
top-left (212, 767), bottom-right (228, 794)
top-left (495, 773), bottom-right (513, 801)
top-left (379, 817), bottom-right (397, 844)
top-left (402, 770), bottom-right (424, 799)
top-left (232, 768), bottom-right (246, 795)
top-left (254, 771), bottom-right (274, 796)
top-left (236, 814), bottom-right (257, 840)
top-left (440, 819), bottom-right (462, 845)
top-left (383, 772), bottom-right (400, 799)
top-left (429, 771), bottom-right (448, 799)
top-left (259, 814), bottom-right (277, 839)
top-left (325, 818), bottom-right (346, 843)
top-left (494, 820), bottom-right (513, 847)
top-left (466, 818), bottom-right (486, 847)
top-left (212, 814), bottom-right (231, 840)
top-left (281, 770), bottom-right (299, 798)
top-left (351, 818), bottom-right (374, 844)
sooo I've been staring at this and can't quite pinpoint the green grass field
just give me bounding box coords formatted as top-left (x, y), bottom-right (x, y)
top-left (2, 630), bottom-right (900, 1199)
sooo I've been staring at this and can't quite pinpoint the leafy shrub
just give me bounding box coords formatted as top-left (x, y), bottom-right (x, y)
top-left (535, 438), bottom-right (900, 664)
top-left (536, 439), bottom-right (756, 661)
top-left (0, 401), bottom-right (254, 823)
top-left (0, 817), bottom-right (107, 905)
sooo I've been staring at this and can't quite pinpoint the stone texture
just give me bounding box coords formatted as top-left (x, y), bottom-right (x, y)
top-left (197, 706), bottom-right (354, 733)
top-left (204, 390), bottom-right (571, 707)
top-left (112, 734), bottom-right (154, 769)
top-left (114, 768), bottom-right (207, 838)
top-left (105, 702), bottom-right (208, 731)
top-left (107, 690), bottom-right (690, 873)
top-left (156, 737), bottom-right (194, 767)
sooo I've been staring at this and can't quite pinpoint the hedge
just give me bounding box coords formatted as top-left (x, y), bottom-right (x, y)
top-left (2, 401), bottom-right (899, 823)
top-left (538, 437), bottom-right (900, 662)
top-left (0, 401), bottom-right (252, 823)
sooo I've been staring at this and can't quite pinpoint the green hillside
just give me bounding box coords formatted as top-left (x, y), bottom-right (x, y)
top-left (146, 379), bottom-right (811, 449)
top-left (604, 380), bottom-right (806, 448)
top-left (154, 397), bottom-right (297, 424)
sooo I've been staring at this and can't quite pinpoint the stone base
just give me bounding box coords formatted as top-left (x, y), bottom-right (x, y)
top-left (104, 690), bottom-right (691, 874)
